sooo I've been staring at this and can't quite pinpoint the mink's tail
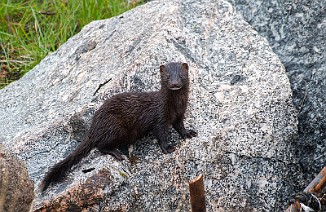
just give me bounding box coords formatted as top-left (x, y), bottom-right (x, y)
top-left (39, 138), bottom-right (94, 192)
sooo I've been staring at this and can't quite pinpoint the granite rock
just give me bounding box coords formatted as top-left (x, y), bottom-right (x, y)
top-left (0, 0), bottom-right (299, 210)
top-left (227, 0), bottom-right (326, 183)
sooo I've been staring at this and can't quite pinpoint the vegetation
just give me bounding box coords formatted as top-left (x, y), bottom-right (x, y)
top-left (0, 0), bottom-right (142, 88)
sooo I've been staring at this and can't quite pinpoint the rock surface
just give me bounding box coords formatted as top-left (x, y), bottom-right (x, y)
top-left (0, 0), bottom-right (299, 211)
top-left (0, 144), bottom-right (34, 212)
top-left (227, 0), bottom-right (326, 182)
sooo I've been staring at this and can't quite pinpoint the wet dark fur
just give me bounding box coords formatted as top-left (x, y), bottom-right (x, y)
top-left (40, 62), bottom-right (197, 191)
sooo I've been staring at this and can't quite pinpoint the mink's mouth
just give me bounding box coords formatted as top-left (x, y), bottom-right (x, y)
top-left (168, 86), bottom-right (182, 90)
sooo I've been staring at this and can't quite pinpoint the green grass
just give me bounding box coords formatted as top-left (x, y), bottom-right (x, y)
top-left (0, 0), bottom-right (142, 88)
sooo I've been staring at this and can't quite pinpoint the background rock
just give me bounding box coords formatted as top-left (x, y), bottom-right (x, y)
top-left (0, 144), bottom-right (34, 212)
top-left (227, 0), bottom-right (326, 184)
top-left (0, 0), bottom-right (300, 211)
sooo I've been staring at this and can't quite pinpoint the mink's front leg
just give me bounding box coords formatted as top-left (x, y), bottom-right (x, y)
top-left (153, 126), bottom-right (175, 154)
top-left (173, 117), bottom-right (198, 139)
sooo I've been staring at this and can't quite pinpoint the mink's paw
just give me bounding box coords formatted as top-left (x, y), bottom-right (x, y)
top-left (166, 145), bottom-right (176, 153)
top-left (162, 145), bottom-right (176, 154)
top-left (185, 129), bottom-right (198, 138)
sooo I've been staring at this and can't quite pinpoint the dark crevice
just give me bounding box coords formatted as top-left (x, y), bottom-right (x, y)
top-left (82, 168), bottom-right (95, 173)
top-left (93, 78), bottom-right (112, 96)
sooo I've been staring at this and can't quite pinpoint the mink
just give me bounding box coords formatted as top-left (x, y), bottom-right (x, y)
top-left (40, 62), bottom-right (197, 191)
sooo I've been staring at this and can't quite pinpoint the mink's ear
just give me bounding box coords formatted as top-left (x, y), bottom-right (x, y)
top-left (181, 63), bottom-right (189, 70)
top-left (160, 65), bottom-right (166, 73)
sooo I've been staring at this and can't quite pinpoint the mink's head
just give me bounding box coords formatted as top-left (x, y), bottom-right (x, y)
top-left (159, 62), bottom-right (189, 91)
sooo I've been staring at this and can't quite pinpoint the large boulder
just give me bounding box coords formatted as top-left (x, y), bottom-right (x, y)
top-left (227, 0), bottom-right (326, 182)
top-left (0, 0), bottom-right (299, 210)
top-left (0, 144), bottom-right (34, 212)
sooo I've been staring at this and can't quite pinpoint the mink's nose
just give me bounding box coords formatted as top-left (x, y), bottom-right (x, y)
top-left (170, 83), bottom-right (179, 88)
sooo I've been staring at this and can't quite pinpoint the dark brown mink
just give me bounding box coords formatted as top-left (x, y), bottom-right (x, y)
top-left (40, 62), bottom-right (197, 192)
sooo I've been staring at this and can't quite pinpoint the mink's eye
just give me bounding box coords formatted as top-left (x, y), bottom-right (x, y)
top-left (179, 74), bottom-right (183, 78)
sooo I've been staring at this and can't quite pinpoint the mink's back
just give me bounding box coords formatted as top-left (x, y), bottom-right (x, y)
top-left (89, 91), bottom-right (163, 147)
top-left (100, 91), bottom-right (162, 124)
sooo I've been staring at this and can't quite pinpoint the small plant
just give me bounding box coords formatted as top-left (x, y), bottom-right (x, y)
top-left (0, 0), bottom-right (142, 88)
